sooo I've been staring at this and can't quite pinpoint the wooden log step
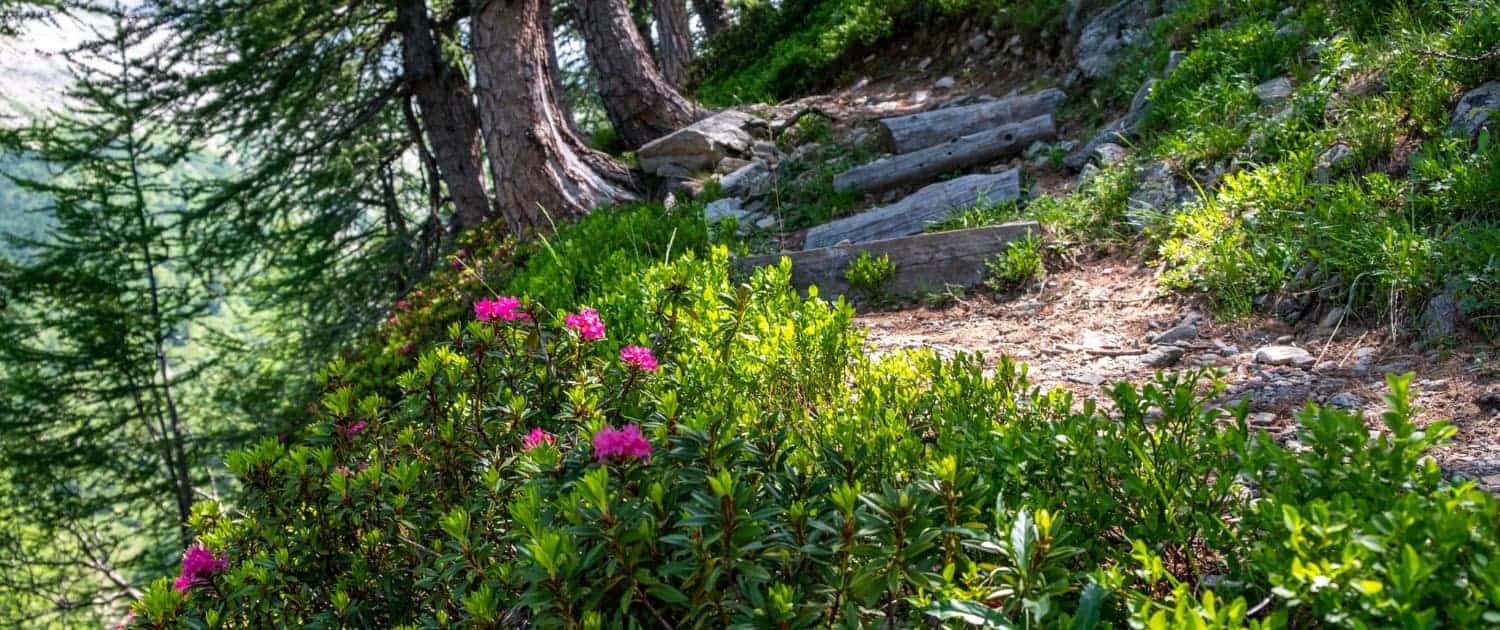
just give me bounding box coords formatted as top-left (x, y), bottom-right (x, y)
top-left (878, 89), bottom-right (1066, 154)
top-left (803, 170), bottom-right (1020, 250)
top-left (833, 115), bottom-right (1054, 195)
top-left (734, 221), bottom-right (1040, 298)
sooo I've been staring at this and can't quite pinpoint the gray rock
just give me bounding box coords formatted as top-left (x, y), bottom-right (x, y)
top-left (1476, 390), bottom-right (1500, 411)
top-left (909, 90), bottom-right (930, 105)
top-left (1327, 392), bottom-right (1362, 409)
top-left (1253, 77), bottom-right (1294, 104)
top-left (788, 143), bottom-right (821, 163)
top-left (751, 140), bottom-right (779, 162)
top-left (1314, 142), bottom-right (1355, 183)
top-left (1141, 346), bottom-right (1185, 368)
top-left (1152, 322), bottom-right (1198, 345)
top-left (1129, 78), bottom-right (1157, 115)
top-left (703, 197), bottom-right (750, 224)
top-left (969, 32), bottom-right (991, 52)
top-left (1025, 140), bottom-right (1048, 158)
top-left (1421, 284), bottom-right (1464, 341)
top-left (1093, 142), bottom-right (1129, 167)
top-left (1450, 81), bottom-right (1500, 145)
top-left (1077, 162), bottom-right (1100, 185)
top-left (637, 110), bottom-right (769, 177)
top-left (935, 76), bottom-right (957, 90)
top-left (1255, 345), bottom-right (1316, 368)
top-left (716, 157), bottom-right (752, 175)
top-left (1125, 160), bottom-right (1192, 227)
top-left (719, 160), bottom-right (772, 199)
top-left (1076, 0), bottom-right (1148, 79)
top-left (1318, 306), bottom-right (1346, 330)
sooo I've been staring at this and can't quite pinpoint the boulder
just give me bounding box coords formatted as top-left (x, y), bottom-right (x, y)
top-left (1125, 160), bottom-right (1193, 227)
top-left (1450, 81), bottom-right (1500, 145)
top-left (1421, 284), bottom-right (1464, 341)
top-left (1314, 142), bottom-right (1355, 182)
top-left (935, 76), bottom-right (957, 90)
top-left (1076, 0), bottom-right (1149, 79)
top-left (637, 110), bottom-right (769, 177)
top-left (719, 160), bottom-right (773, 199)
top-left (703, 198), bottom-right (751, 224)
top-left (1254, 345), bottom-right (1315, 368)
top-left (1092, 142), bottom-right (1129, 168)
top-left (1253, 77), bottom-right (1294, 104)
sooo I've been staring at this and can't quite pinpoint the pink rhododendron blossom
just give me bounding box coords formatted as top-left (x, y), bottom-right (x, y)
top-left (335, 466), bottom-right (352, 476)
top-left (474, 296), bottom-right (528, 322)
top-left (173, 545), bottom-right (228, 592)
top-left (522, 428), bottom-right (555, 451)
top-left (400, 343), bottom-right (415, 356)
top-left (395, 299), bottom-right (410, 311)
top-left (342, 420), bottom-right (367, 438)
top-left (619, 345), bottom-right (659, 372)
top-left (386, 316), bottom-right (399, 327)
top-left (593, 424), bottom-right (652, 463)
top-left (565, 307), bottom-right (606, 341)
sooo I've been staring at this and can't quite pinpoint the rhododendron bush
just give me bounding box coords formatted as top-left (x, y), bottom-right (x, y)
top-left (125, 239), bottom-right (1500, 627)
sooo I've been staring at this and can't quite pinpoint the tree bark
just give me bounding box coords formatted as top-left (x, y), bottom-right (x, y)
top-left (690, 0), bottom-right (727, 36)
top-left (395, 0), bottom-right (494, 235)
top-left (571, 0), bottom-right (705, 148)
top-left (473, 0), bottom-right (633, 236)
top-left (652, 0), bottom-right (693, 87)
top-left (803, 170), bottom-right (1021, 249)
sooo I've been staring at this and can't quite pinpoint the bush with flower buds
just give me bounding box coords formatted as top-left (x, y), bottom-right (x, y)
top-left (126, 229), bottom-right (1500, 628)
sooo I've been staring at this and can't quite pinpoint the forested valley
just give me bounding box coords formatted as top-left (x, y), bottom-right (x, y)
top-left (2, 0), bottom-right (1499, 627)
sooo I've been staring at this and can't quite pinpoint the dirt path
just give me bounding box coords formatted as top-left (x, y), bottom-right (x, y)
top-left (855, 255), bottom-right (1500, 490)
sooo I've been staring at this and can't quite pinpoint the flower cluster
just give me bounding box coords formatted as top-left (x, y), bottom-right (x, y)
top-left (342, 420), bottom-right (367, 439)
top-left (565, 307), bottom-right (606, 341)
top-left (619, 345), bottom-right (659, 372)
top-left (173, 545), bottom-right (228, 592)
top-left (522, 428), bottom-right (556, 451)
top-left (474, 296), bottom-right (528, 322)
top-left (593, 424), bottom-right (652, 463)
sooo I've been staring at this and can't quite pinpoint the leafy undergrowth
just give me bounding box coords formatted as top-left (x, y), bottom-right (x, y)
top-left (124, 204), bottom-right (1500, 628)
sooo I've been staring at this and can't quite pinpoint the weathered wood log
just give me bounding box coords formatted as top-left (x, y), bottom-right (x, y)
top-left (804, 170), bottom-right (1020, 249)
top-left (833, 115), bottom-right (1054, 194)
top-left (878, 88), bottom-right (1065, 154)
top-left (734, 221), bottom-right (1039, 298)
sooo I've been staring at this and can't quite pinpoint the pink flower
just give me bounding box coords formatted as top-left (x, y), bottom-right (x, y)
top-left (619, 345), bottom-right (659, 372)
top-left (395, 299), bottom-right (410, 311)
top-left (335, 466), bottom-right (352, 476)
top-left (400, 343), bottom-right (415, 355)
top-left (414, 289), bottom-right (424, 298)
top-left (522, 428), bottom-right (555, 451)
top-left (593, 424), bottom-right (652, 463)
top-left (565, 307), bottom-right (606, 341)
top-left (342, 420), bottom-right (367, 439)
top-left (173, 545), bottom-right (227, 592)
top-left (386, 316), bottom-right (399, 327)
top-left (474, 296), bottom-right (528, 322)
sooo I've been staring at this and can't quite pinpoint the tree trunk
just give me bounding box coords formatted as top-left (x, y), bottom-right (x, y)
top-left (473, 0), bottom-right (633, 236)
top-left (652, 0), bottom-right (693, 87)
top-left (395, 0), bottom-right (494, 235)
top-left (571, 0), bottom-right (705, 149)
top-left (542, 1), bottom-right (582, 136)
top-left (691, 0), bottom-right (727, 36)
top-left (832, 115), bottom-right (1056, 194)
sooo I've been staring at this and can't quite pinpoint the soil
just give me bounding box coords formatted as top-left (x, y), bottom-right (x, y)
top-left (854, 253), bottom-right (1500, 491)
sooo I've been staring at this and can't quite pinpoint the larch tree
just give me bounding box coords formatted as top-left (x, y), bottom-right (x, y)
top-left (0, 13), bottom-right (223, 626)
top-left (571, 0), bottom-right (705, 148)
top-left (472, 0), bottom-right (635, 236)
top-left (394, 0), bottom-right (494, 234)
top-left (652, 0), bottom-right (693, 87)
top-left (691, 0), bottom-right (727, 36)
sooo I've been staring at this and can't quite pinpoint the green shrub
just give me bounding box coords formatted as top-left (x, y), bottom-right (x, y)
top-left (984, 233), bottom-right (1046, 292)
top-left (843, 250), bottom-right (896, 297)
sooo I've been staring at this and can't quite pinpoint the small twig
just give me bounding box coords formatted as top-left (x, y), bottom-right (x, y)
top-left (1412, 43), bottom-right (1500, 63)
top-left (396, 533), bottom-right (438, 558)
top-left (1083, 347), bottom-right (1148, 357)
top-left (771, 106), bottom-right (833, 137)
